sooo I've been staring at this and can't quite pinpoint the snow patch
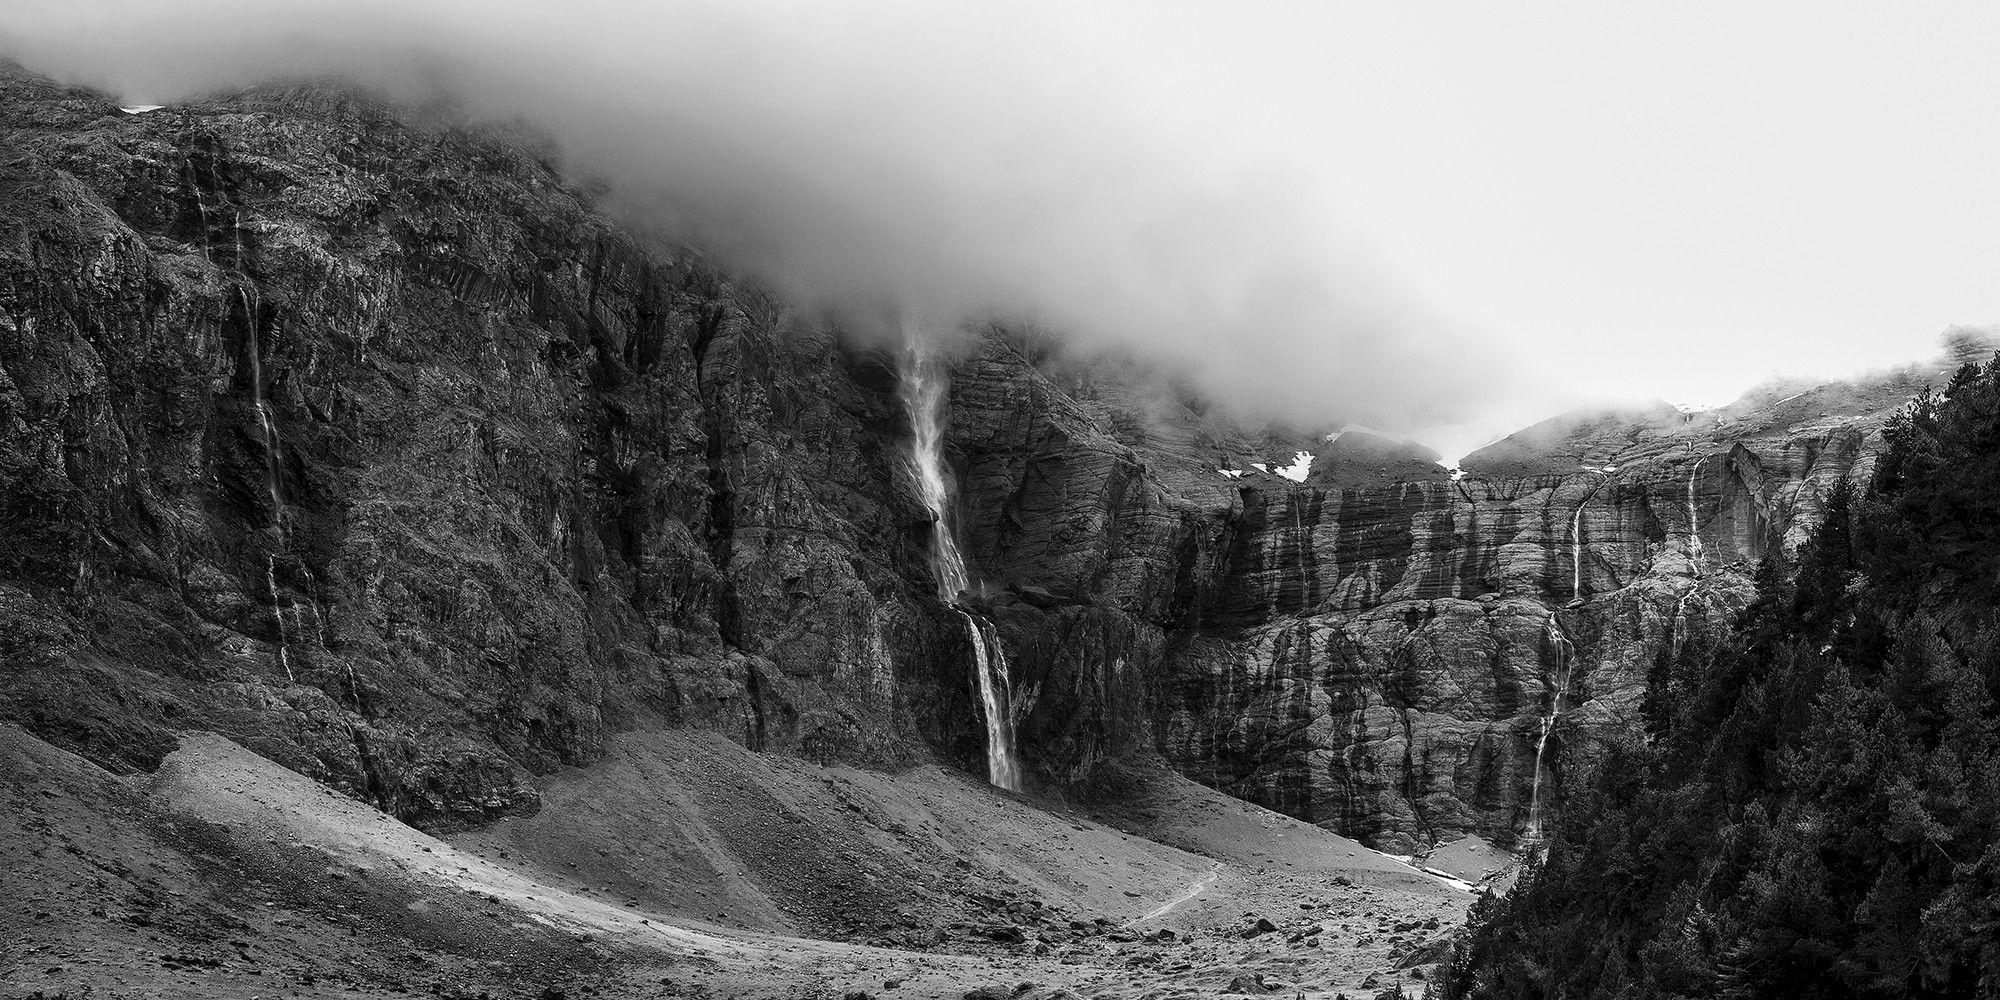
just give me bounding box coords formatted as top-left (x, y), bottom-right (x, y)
top-left (1273, 450), bottom-right (1313, 482)
top-left (1218, 469), bottom-right (1245, 479)
top-left (1420, 867), bottom-right (1481, 893)
top-left (120, 104), bottom-right (165, 114)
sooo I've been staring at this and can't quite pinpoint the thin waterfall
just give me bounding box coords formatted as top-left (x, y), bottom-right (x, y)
top-left (238, 270), bottom-right (296, 681)
top-left (266, 555), bottom-right (294, 682)
top-left (1525, 613), bottom-right (1572, 842)
top-left (1569, 502), bottom-right (1587, 603)
top-left (899, 330), bottom-right (1023, 792)
top-left (1566, 473), bottom-right (1610, 604)
top-left (1292, 493), bottom-right (1309, 613)
top-left (1684, 455), bottom-right (1706, 573)
top-left (1529, 485), bottom-right (1595, 843)
top-left (184, 158), bottom-right (212, 263)
top-left (1673, 455), bottom-right (1708, 649)
top-left (234, 224), bottom-right (317, 684)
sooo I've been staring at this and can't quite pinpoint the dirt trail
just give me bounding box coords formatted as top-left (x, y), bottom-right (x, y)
top-left (1124, 861), bottom-right (1224, 926)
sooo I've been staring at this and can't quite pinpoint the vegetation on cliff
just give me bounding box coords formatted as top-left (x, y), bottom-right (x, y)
top-left (1441, 355), bottom-right (2000, 998)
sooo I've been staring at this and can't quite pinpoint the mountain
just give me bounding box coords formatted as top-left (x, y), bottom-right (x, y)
top-left (0, 62), bottom-right (1983, 997)
top-left (1437, 355), bottom-right (2000, 999)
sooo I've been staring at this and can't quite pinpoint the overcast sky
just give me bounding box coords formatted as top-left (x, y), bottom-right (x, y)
top-left (5, 1), bottom-right (1996, 458)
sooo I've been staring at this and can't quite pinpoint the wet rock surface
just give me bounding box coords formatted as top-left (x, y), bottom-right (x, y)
top-left (944, 335), bottom-right (1944, 851)
top-left (0, 67), bottom-right (985, 827)
top-left (0, 62), bottom-right (1960, 855)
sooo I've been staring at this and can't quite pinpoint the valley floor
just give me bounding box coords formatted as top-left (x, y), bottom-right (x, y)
top-left (1, 724), bottom-right (1485, 1000)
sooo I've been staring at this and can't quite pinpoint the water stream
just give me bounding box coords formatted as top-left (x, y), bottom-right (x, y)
top-left (1527, 483), bottom-right (1598, 843)
top-left (1569, 502), bottom-right (1587, 604)
top-left (899, 331), bottom-right (1023, 792)
top-left (1673, 455), bottom-right (1708, 649)
top-left (233, 216), bottom-right (327, 685)
top-left (1684, 456), bottom-right (1706, 574)
top-left (1524, 613), bottom-right (1572, 841)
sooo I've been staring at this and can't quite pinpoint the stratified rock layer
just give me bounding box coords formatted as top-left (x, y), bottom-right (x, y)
top-left (0, 71), bottom-right (992, 827)
top-left (0, 65), bottom-right (1959, 849)
top-left (946, 338), bottom-right (1933, 851)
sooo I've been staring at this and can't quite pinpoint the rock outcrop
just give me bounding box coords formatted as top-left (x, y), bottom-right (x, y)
top-left (945, 336), bottom-right (1940, 850)
top-left (0, 69), bottom-right (991, 827)
top-left (0, 64), bottom-right (1965, 850)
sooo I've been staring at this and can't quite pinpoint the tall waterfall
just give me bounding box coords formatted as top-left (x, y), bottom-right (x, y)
top-left (234, 220), bottom-right (324, 686)
top-left (1525, 613), bottom-right (1573, 842)
top-left (237, 264), bottom-right (299, 683)
top-left (899, 333), bottom-right (1023, 793)
top-left (1684, 456), bottom-right (1706, 573)
top-left (1673, 455), bottom-right (1708, 650)
top-left (1569, 502), bottom-right (1587, 604)
top-left (1527, 490), bottom-right (1596, 843)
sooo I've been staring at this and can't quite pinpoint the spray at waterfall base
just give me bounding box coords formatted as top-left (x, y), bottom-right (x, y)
top-left (899, 336), bottom-right (1025, 793)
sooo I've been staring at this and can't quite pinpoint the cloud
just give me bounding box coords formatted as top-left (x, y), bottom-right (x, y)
top-left (0, 0), bottom-right (1509, 427)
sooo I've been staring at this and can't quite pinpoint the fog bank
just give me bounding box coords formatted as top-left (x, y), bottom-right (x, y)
top-left (0, 0), bottom-right (1505, 429)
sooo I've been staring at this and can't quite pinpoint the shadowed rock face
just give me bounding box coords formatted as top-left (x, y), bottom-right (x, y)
top-left (0, 70), bottom-right (999, 827)
top-left (0, 65), bottom-right (1958, 849)
top-left (945, 338), bottom-right (1935, 851)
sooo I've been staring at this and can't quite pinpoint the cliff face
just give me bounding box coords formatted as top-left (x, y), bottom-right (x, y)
top-left (945, 339), bottom-right (1927, 851)
top-left (0, 66), bottom-right (1941, 850)
top-left (0, 71), bottom-right (996, 828)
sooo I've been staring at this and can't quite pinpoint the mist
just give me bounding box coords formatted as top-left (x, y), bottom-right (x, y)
top-left (0, 0), bottom-right (1509, 431)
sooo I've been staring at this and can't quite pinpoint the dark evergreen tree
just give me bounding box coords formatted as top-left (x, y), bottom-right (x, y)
top-left (1440, 355), bottom-right (2000, 1000)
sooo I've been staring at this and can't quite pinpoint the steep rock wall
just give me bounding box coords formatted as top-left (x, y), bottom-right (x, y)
top-left (0, 72), bottom-right (997, 827)
top-left (946, 337), bottom-right (1910, 851)
top-left (1, 66), bottom-right (1940, 853)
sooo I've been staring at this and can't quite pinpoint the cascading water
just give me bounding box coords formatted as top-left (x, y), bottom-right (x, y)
top-left (266, 555), bottom-right (295, 682)
top-left (184, 158), bottom-right (212, 263)
top-left (899, 331), bottom-right (1023, 793)
top-left (1683, 456), bottom-right (1706, 572)
top-left (1569, 503), bottom-right (1586, 604)
top-left (1292, 493), bottom-right (1312, 613)
top-left (1525, 613), bottom-right (1572, 842)
top-left (238, 267), bottom-right (298, 681)
top-left (1672, 455), bottom-right (1708, 649)
top-left (232, 218), bottom-right (324, 684)
top-left (1528, 487), bottom-right (1597, 843)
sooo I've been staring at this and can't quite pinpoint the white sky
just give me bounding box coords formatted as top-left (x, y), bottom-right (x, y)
top-left (1051, 3), bottom-right (2000, 455)
top-left (6, 1), bottom-right (1997, 454)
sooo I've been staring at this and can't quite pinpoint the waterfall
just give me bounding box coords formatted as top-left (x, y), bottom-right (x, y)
top-left (1529, 483), bottom-right (1594, 843)
top-left (899, 331), bottom-right (1023, 792)
top-left (1292, 493), bottom-right (1310, 613)
top-left (266, 555), bottom-right (295, 682)
top-left (1569, 502), bottom-right (1587, 603)
top-left (233, 231), bottom-right (319, 684)
top-left (235, 229), bottom-right (282, 526)
top-left (1673, 456), bottom-right (1708, 650)
top-left (1524, 479), bottom-right (1609, 842)
top-left (184, 158), bottom-right (212, 262)
top-left (963, 612), bottom-right (1022, 792)
top-left (1525, 613), bottom-right (1573, 842)
top-left (1684, 456), bottom-right (1706, 574)
top-left (237, 272), bottom-right (299, 680)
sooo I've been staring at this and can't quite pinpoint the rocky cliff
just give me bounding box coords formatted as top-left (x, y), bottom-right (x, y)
top-left (944, 336), bottom-right (1950, 851)
top-left (0, 68), bottom-right (1000, 828)
top-left (0, 64), bottom-right (1958, 851)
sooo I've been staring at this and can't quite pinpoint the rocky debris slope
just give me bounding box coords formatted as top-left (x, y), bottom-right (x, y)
top-left (1, 720), bottom-right (1466, 999)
